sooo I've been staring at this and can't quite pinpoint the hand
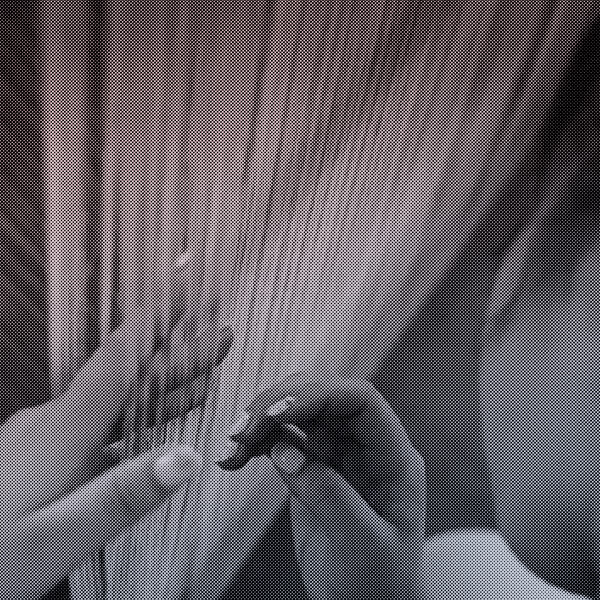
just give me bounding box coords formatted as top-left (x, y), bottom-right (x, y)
top-left (218, 374), bottom-right (426, 600)
top-left (0, 312), bottom-right (232, 600)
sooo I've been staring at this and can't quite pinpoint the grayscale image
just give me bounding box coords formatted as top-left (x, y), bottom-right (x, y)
top-left (0, 1), bottom-right (599, 599)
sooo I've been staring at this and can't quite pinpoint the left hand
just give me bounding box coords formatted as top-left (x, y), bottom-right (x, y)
top-left (218, 374), bottom-right (426, 600)
top-left (0, 317), bottom-right (233, 599)
top-left (0, 249), bottom-right (234, 599)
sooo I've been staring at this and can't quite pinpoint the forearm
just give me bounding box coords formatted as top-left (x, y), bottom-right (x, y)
top-left (421, 529), bottom-right (590, 600)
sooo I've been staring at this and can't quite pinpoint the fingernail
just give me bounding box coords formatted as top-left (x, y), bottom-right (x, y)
top-left (154, 446), bottom-right (201, 489)
top-left (281, 423), bottom-right (308, 450)
top-left (270, 442), bottom-right (306, 475)
top-left (227, 412), bottom-right (250, 437)
top-left (267, 396), bottom-right (295, 418)
top-left (215, 439), bottom-right (239, 463)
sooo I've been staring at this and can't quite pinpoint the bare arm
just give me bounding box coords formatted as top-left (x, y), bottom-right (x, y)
top-left (423, 529), bottom-right (590, 600)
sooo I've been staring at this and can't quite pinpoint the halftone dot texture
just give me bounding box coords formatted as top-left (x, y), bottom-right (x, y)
top-left (1, 0), bottom-right (596, 598)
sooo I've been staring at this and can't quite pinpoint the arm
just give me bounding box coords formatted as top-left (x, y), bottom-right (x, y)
top-left (423, 529), bottom-right (591, 600)
top-left (0, 318), bottom-right (233, 599)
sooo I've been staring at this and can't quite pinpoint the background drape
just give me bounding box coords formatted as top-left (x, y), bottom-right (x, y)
top-left (0, 2), bottom-right (49, 425)
top-left (31, 1), bottom-right (599, 598)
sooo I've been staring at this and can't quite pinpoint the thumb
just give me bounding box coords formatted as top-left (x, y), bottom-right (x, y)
top-left (1, 445), bottom-right (200, 600)
top-left (270, 443), bottom-right (415, 600)
top-left (269, 442), bottom-right (396, 547)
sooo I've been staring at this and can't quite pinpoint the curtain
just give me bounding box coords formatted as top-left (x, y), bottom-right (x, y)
top-left (38, 1), bottom-right (598, 598)
top-left (0, 2), bottom-right (49, 424)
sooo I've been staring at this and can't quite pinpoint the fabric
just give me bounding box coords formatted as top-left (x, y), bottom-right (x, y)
top-left (0, 4), bottom-right (69, 599)
top-left (479, 17), bottom-right (600, 597)
top-left (0, 1), bottom-right (49, 425)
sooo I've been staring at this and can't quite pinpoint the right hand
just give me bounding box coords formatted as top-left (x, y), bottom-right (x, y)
top-left (218, 374), bottom-right (426, 600)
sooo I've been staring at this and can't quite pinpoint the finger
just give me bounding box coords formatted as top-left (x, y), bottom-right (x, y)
top-left (168, 319), bottom-right (233, 389)
top-left (220, 375), bottom-right (425, 533)
top-left (214, 422), bottom-right (305, 470)
top-left (288, 495), bottom-right (417, 600)
top-left (216, 377), bottom-right (380, 468)
top-left (281, 434), bottom-right (426, 600)
top-left (105, 322), bottom-right (233, 449)
top-left (102, 439), bottom-right (126, 468)
top-left (0, 445), bottom-right (200, 599)
top-left (269, 442), bottom-right (400, 546)
top-left (264, 377), bottom-right (407, 450)
top-left (216, 378), bottom-right (316, 470)
top-left (270, 443), bottom-right (422, 600)
top-left (227, 377), bottom-right (381, 447)
top-left (220, 375), bottom-right (414, 473)
top-left (41, 252), bottom-right (198, 458)
top-left (145, 323), bottom-right (233, 426)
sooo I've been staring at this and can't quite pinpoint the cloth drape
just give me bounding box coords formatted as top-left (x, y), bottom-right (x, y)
top-left (38, 1), bottom-right (598, 598)
top-left (0, 2), bottom-right (49, 424)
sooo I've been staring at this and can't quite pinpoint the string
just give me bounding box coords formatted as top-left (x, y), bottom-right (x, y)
top-left (47, 2), bottom-right (599, 598)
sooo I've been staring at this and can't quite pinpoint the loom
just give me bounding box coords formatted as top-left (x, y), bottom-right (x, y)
top-left (38, 1), bottom-right (597, 598)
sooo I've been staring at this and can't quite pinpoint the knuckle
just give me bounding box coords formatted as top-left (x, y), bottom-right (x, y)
top-left (254, 372), bottom-right (305, 409)
top-left (168, 317), bottom-right (186, 350)
top-left (247, 388), bottom-right (275, 416)
top-left (254, 372), bottom-right (303, 407)
top-left (356, 379), bottom-right (380, 401)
